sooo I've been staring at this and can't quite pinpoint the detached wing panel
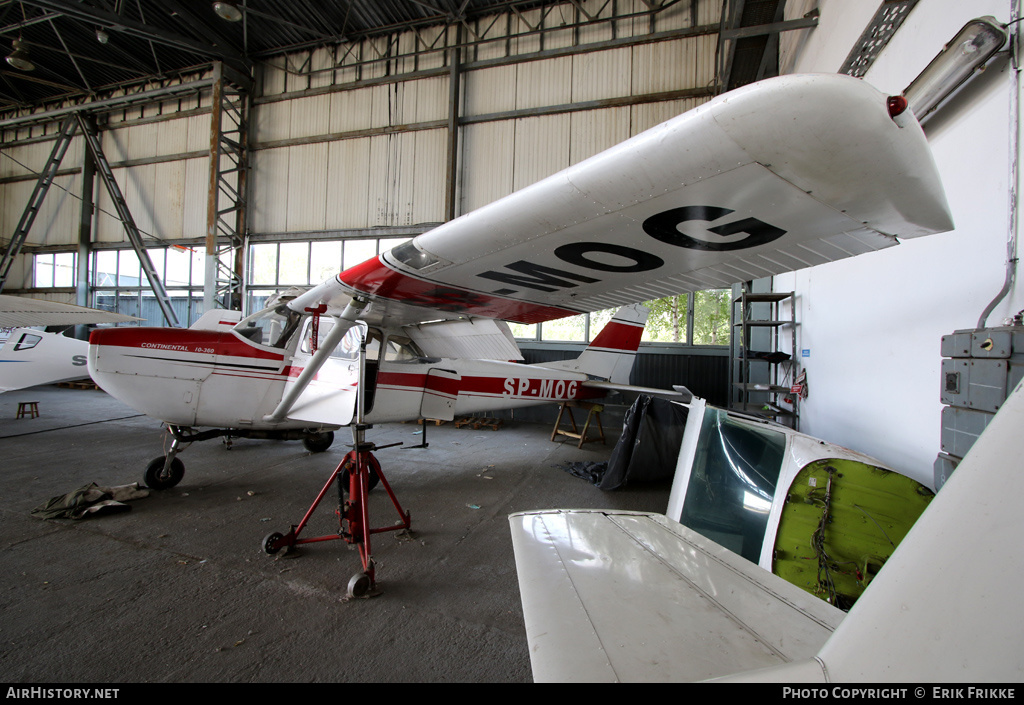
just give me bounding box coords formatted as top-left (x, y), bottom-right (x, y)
top-left (510, 509), bottom-right (844, 682)
top-left (316, 74), bottom-right (951, 326)
top-left (0, 295), bottom-right (141, 328)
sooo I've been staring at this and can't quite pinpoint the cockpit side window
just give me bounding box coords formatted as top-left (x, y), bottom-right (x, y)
top-left (383, 335), bottom-right (426, 362)
top-left (14, 333), bottom-right (42, 351)
top-left (234, 305), bottom-right (302, 348)
top-left (299, 318), bottom-right (363, 360)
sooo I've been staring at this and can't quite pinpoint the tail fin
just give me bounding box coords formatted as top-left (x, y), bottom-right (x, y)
top-left (538, 304), bottom-right (648, 383)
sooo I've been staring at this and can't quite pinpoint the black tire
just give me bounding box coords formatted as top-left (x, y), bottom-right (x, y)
top-left (302, 431), bottom-right (334, 453)
top-left (262, 532), bottom-right (285, 555)
top-left (340, 457), bottom-right (381, 491)
top-left (144, 456), bottom-right (185, 490)
top-left (347, 572), bottom-right (372, 598)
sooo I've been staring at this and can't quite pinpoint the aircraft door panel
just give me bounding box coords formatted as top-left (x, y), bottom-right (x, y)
top-left (421, 368), bottom-right (461, 421)
top-left (286, 356), bottom-right (358, 426)
top-left (284, 318), bottom-right (361, 426)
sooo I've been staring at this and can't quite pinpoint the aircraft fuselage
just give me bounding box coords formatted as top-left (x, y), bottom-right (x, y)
top-left (88, 321), bottom-right (602, 432)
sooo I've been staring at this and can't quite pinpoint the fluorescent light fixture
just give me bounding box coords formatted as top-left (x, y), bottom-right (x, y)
top-left (6, 39), bottom-right (34, 71)
top-left (904, 16), bottom-right (1008, 122)
top-left (212, 2), bottom-right (243, 22)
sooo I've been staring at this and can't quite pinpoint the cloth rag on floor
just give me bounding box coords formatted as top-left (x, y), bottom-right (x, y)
top-left (31, 482), bottom-right (150, 520)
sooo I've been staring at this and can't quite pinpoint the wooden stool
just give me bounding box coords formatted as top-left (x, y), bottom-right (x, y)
top-left (16, 401), bottom-right (39, 419)
top-left (551, 400), bottom-right (605, 448)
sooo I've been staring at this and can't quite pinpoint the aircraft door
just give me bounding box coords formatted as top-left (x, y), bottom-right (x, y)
top-left (283, 318), bottom-right (363, 426)
top-left (421, 368), bottom-right (461, 421)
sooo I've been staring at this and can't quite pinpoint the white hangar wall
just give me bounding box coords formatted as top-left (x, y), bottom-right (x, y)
top-left (0, 82), bottom-right (214, 302)
top-left (774, 0), bottom-right (1019, 485)
top-left (0, 90), bottom-right (212, 250)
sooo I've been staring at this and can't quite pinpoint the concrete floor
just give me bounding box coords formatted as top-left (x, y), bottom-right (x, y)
top-left (0, 386), bottom-right (672, 683)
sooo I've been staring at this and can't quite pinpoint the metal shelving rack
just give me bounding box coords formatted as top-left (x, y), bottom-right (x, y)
top-left (730, 289), bottom-right (799, 428)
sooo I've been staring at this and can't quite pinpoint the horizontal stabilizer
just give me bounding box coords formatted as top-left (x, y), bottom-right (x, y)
top-left (582, 380), bottom-right (692, 402)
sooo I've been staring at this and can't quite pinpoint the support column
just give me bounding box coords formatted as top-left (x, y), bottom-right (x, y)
top-left (204, 62), bottom-right (252, 314)
top-left (75, 145), bottom-right (96, 339)
top-left (444, 25), bottom-right (462, 222)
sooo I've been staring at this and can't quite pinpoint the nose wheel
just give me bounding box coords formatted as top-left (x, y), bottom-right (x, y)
top-left (144, 428), bottom-right (187, 490)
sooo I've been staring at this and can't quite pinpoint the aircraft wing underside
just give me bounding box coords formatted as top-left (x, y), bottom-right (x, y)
top-left (292, 74), bottom-right (952, 328)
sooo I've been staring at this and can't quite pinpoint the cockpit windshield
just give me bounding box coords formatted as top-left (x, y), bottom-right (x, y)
top-left (678, 407), bottom-right (787, 563)
top-left (233, 305), bottom-right (302, 348)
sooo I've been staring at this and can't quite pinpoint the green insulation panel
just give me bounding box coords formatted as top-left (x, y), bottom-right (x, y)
top-left (772, 458), bottom-right (934, 610)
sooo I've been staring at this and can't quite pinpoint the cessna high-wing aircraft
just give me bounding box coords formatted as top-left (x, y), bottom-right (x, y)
top-left (87, 73), bottom-right (954, 493)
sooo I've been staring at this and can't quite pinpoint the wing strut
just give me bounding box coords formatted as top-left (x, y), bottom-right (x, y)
top-left (263, 298), bottom-right (367, 422)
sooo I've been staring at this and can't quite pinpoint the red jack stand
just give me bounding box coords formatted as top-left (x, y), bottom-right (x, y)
top-left (262, 425), bottom-right (411, 598)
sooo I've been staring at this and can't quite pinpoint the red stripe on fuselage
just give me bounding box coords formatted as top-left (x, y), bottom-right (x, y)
top-left (338, 257), bottom-right (580, 325)
top-left (376, 370), bottom-right (603, 401)
top-left (89, 327), bottom-right (286, 363)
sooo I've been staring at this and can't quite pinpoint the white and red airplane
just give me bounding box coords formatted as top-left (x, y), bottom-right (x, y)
top-left (0, 295), bottom-right (139, 393)
top-left (86, 73), bottom-right (954, 492)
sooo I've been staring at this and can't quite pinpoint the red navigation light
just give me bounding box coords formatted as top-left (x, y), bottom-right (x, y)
top-left (887, 95), bottom-right (909, 119)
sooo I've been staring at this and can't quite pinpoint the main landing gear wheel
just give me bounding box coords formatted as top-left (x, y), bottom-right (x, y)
top-left (341, 464), bottom-right (380, 491)
top-left (144, 456), bottom-right (184, 490)
top-left (302, 431), bottom-right (335, 453)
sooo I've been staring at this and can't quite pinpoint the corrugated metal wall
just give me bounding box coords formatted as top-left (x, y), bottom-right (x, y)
top-left (1, 1), bottom-right (721, 261)
top-left (250, 0), bottom-right (722, 231)
top-left (0, 92), bottom-right (211, 277)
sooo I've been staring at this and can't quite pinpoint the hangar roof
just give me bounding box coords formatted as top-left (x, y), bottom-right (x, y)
top-left (0, 1), bottom-right (563, 111)
top-left (0, 1), bottom-right (806, 119)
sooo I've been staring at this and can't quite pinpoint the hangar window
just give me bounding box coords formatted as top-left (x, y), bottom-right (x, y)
top-left (91, 246), bottom-right (205, 327)
top-left (508, 290), bottom-right (731, 347)
top-left (246, 237), bottom-right (411, 314)
top-left (32, 252), bottom-right (76, 288)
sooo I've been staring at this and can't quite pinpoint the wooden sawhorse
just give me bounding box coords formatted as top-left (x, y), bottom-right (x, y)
top-left (551, 400), bottom-right (605, 448)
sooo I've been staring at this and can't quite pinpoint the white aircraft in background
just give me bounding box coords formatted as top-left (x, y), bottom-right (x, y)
top-left (509, 379), bottom-right (1024, 682)
top-left (0, 295), bottom-right (138, 393)
top-left (85, 73), bottom-right (953, 496)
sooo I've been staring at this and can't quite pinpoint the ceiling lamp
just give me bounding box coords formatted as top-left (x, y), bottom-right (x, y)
top-left (212, 2), bottom-right (243, 22)
top-left (96, 28), bottom-right (109, 44)
top-left (6, 39), bottom-right (34, 71)
top-left (903, 16), bottom-right (1008, 123)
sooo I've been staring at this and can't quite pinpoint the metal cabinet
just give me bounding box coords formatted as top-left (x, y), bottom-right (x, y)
top-left (936, 326), bottom-right (1024, 489)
